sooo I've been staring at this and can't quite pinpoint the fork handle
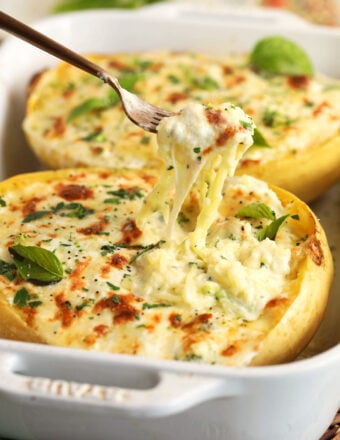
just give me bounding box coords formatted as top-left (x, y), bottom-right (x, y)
top-left (0, 10), bottom-right (120, 91)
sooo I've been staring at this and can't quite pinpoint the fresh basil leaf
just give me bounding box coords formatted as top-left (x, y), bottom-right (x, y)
top-left (0, 259), bottom-right (16, 281)
top-left (253, 127), bottom-right (271, 148)
top-left (257, 215), bottom-right (289, 241)
top-left (0, 197), bottom-right (6, 207)
top-left (236, 202), bottom-right (276, 221)
top-left (9, 244), bottom-right (63, 283)
top-left (250, 36), bottom-right (314, 77)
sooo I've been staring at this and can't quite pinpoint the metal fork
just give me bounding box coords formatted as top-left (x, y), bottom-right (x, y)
top-left (0, 10), bottom-right (173, 133)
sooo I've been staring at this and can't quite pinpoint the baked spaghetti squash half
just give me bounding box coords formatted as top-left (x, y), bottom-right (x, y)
top-left (0, 166), bottom-right (333, 366)
top-left (23, 48), bottom-right (340, 201)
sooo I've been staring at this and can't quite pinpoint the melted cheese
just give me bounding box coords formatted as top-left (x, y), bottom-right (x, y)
top-left (23, 51), bottom-right (340, 171)
top-left (139, 102), bottom-right (255, 246)
top-left (0, 168), bottom-right (304, 366)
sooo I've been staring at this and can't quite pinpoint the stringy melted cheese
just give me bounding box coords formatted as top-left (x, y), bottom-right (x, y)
top-left (136, 102), bottom-right (290, 324)
top-left (139, 102), bottom-right (255, 245)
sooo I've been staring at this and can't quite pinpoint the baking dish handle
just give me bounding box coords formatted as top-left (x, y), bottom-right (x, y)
top-left (0, 352), bottom-right (240, 418)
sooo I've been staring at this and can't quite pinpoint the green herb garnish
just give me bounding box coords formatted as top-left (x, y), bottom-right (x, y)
top-left (0, 197), bottom-right (6, 207)
top-left (250, 36), bottom-right (314, 76)
top-left (13, 288), bottom-right (42, 308)
top-left (240, 120), bottom-right (253, 130)
top-left (9, 244), bottom-right (64, 283)
top-left (107, 281), bottom-right (120, 291)
top-left (192, 76), bottom-right (220, 90)
top-left (23, 210), bottom-right (51, 223)
top-left (142, 302), bottom-right (171, 310)
top-left (257, 215), bottom-right (290, 241)
top-left (82, 129), bottom-right (107, 142)
top-left (52, 202), bottom-right (95, 219)
top-left (253, 127), bottom-right (271, 148)
top-left (236, 202), bottom-right (276, 220)
top-left (67, 91), bottom-right (118, 122)
top-left (129, 240), bottom-right (166, 264)
top-left (0, 259), bottom-right (17, 281)
top-left (262, 108), bottom-right (296, 128)
top-left (13, 288), bottom-right (31, 307)
top-left (107, 188), bottom-right (143, 201)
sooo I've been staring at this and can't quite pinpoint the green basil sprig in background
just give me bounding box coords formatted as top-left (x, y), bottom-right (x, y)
top-left (250, 35), bottom-right (314, 77)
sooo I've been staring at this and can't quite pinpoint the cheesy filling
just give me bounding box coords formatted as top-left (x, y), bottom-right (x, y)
top-left (1, 98), bottom-right (306, 366)
top-left (0, 167), bottom-right (303, 366)
top-left (23, 51), bottom-right (340, 170)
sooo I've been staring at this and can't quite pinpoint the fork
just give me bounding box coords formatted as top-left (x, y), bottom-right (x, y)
top-left (0, 10), bottom-right (173, 133)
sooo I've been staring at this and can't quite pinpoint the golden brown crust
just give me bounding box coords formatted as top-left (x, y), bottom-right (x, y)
top-left (23, 52), bottom-right (340, 202)
top-left (237, 135), bottom-right (340, 202)
top-left (250, 184), bottom-right (334, 365)
top-left (0, 169), bottom-right (334, 365)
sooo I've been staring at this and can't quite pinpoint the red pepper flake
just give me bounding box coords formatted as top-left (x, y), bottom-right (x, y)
top-left (221, 344), bottom-right (238, 357)
top-left (91, 146), bottom-right (104, 155)
top-left (110, 253), bottom-right (129, 269)
top-left (141, 173), bottom-right (158, 186)
top-left (206, 108), bottom-right (225, 125)
top-left (51, 116), bottom-right (66, 138)
top-left (70, 257), bottom-right (92, 291)
top-left (202, 146), bottom-right (213, 156)
top-left (56, 183), bottom-right (93, 201)
top-left (182, 313), bottom-right (212, 330)
top-left (22, 306), bottom-right (37, 327)
top-left (94, 293), bottom-right (139, 325)
top-left (313, 101), bottom-right (330, 117)
top-left (99, 171), bottom-right (112, 179)
top-left (77, 217), bottom-right (108, 236)
top-left (166, 92), bottom-right (188, 104)
top-left (55, 293), bottom-right (75, 328)
top-left (93, 324), bottom-right (109, 336)
top-left (109, 59), bottom-right (132, 71)
top-left (240, 159), bottom-right (261, 167)
top-left (169, 312), bottom-right (182, 328)
top-left (100, 253), bottom-right (128, 278)
top-left (22, 197), bottom-right (42, 217)
top-left (222, 65), bottom-right (234, 75)
top-left (287, 75), bottom-right (310, 90)
top-left (216, 126), bottom-right (237, 146)
top-left (120, 220), bottom-right (142, 244)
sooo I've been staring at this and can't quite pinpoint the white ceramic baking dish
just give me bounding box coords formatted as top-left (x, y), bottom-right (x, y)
top-left (0, 4), bottom-right (339, 440)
